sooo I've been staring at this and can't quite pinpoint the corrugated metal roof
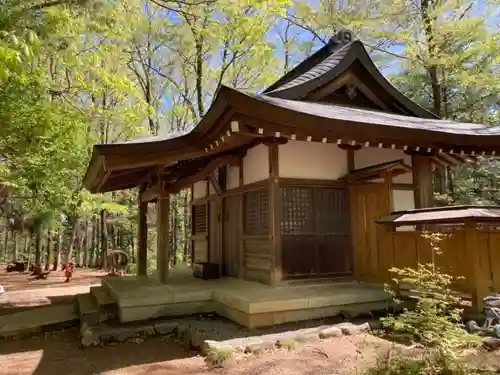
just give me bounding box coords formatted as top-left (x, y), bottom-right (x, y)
top-left (252, 94), bottom-right (500, 136)
top-left (378, 206), bottom-right (500, 225)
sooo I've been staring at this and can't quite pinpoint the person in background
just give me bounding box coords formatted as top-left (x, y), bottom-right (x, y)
top-left (64, 262), bottom-right (73, 282)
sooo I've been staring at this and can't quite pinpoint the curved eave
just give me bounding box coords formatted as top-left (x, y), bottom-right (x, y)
top-left (266, 41), bottom-right (437, 119)
top-left (83, 86), bottom-right (233, 193)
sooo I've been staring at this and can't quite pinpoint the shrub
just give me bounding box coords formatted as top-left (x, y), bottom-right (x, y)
top-left (379, 232), bottom-right (481, 374)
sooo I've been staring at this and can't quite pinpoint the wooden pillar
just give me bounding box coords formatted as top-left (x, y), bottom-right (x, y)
top-left (465, 220), bottom-right (484, 310)
top-left (268, 141), bottom-right (281, 286)
top-left (237, 157), bottom-right (244, 279)
top-left (157, 189), bottom-right (170, 284)
top-left (137, 193), bottom-right (148, 277)
top-left (347, 149), bottom-right (355, 172)
top-left (412, 155), bottom-right (433, 208)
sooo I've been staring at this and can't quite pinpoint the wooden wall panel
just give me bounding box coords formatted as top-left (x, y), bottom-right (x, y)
top-left (242, 237), bottom-right (272, 285)
top-left (193, 239), bottom-right (208, 263)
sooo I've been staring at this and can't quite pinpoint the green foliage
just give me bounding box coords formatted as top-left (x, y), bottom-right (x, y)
top-left (381, 232), bottom-right (481, 374)
top-left (364, 352), bottom-right (426, 375)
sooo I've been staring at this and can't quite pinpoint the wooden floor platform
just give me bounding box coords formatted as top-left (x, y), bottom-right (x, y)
top-left (102, 268), bottom-right (391, 328)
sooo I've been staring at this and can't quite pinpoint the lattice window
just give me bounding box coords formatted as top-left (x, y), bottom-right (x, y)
top-left (315, 188), bottom-right (349, 234)
top-left (244, 189), bottom-right (269, 234)
top-left (280, 186), bottom-right (314, 235)
top-left (192, 204), bottom-right (207, 234)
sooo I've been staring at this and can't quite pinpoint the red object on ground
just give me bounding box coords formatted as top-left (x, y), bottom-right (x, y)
top-left (64, 263), bottom-right (72, 282)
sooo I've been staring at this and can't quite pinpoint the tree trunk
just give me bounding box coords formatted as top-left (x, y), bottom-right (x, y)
top-left (23, 233), bottom-right (29, 262)
top-left (27, 231), bottom-right (33, 267)
top-left (45, 230), bottom-right (52, 271)
top-left (82, 219), bottom-right (89, 267)
top-left (12, 231), bottom-right (18, 261)
top-left (66, 219), bottom-right (79, 266)
top-left (53, 229), bottom-right (62, 271)
top-left (100, 210), bottom-right (108, 268)
top-left (2, 228), bottom-right (9, 262)
top-left (94, 216), bottom-right (101, 267)
top-left (90, 216), bottom-right (97, 267)
top-left (34, 224), bottom-right (42, 266)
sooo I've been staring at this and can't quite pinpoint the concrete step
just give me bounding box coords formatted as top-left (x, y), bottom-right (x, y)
top-left (0, 303), bottom-right (77, 337)
top-left (77, 293), bottom-right (101, 325)
top-left (90, 286), bottom-right (118, 322)
top-left (91, 286), bottom-right (115, 306)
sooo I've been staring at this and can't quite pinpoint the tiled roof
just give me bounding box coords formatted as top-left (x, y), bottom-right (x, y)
top-left (266, 42), bottom-right (355, 94)
top-left (253, 93), bottom-right (500, 136)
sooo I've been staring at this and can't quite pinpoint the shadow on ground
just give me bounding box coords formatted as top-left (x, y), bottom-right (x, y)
top-left (0, 328), bottom-right (196, 375)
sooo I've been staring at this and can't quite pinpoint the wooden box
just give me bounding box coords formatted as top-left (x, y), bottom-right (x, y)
top-left (193, 262), bottom-right (219, 280)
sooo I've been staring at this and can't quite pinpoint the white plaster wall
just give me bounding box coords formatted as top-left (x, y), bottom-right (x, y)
top-left (392, 189), bottom-right (416, 231)
top-left (279, 141), bottom-right (348, 180)
top-left (354, 147), bottom-right (413, 184)
top-left (227, 166), bottom-right (240, 190)
top-left (193, 181), bottom-right (207, 199)
top-left (243, 143), bottom-right (269, 185)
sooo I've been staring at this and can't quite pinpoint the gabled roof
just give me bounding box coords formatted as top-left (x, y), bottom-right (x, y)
top-left (264, 31), bottom-right (437, 119)
top-left (341, 159), bottom-right (412, 182)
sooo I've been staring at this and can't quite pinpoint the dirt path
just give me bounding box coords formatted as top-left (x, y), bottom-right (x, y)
top-left (0, 329), bottom-right (399, 375)
top-left (0, 267), bottom-right (106, 309)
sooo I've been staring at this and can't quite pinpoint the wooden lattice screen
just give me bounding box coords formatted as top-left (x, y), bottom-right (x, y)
top-left (280, 185), bottom-right (351, 279)
top-left (192, 203), bottom-right (208, 234)
top-left (243, 188), bottom-right (269, 234)
top-left (281, 187), bottom-right (314, 235)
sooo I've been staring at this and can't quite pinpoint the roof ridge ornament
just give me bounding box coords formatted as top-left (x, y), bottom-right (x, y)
top-left (328, 29), bottom-right (354, 51)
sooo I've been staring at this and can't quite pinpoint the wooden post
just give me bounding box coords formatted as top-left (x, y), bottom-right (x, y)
top-left (137, 192), bottom-right (148, 277)
top-left (465, 220), bottom-right (483, 310)
top-left (412, 155), bottom-right (433, 208)
top-left (267, 141), bottom-right (281, 286)
top-left (238, 157), bottom-right (244, 279)
top-left (347, 149), bottom-right (355, 172)
top-left (157, 189), bottom-right (170, 284)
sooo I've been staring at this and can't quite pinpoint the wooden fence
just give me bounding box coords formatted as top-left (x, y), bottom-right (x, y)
top-left (354, 227), bottom-right (500, 308)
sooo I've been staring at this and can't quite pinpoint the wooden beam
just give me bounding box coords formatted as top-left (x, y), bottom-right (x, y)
top-left (156, 189), bottom-right (170, 284)
top-left (137, 193), bottom-right (148, 276)
top-left (435, 153), bottom-right (459, 167)
top-left (141, 182), bottom-right (161, 203)
top-left (307, 72), bottom-right (353, 101)
top-left (218, 165), bottom-right (227, 192)
top-left (412, 155), bottom-right (433, 208)
top-left (338, 144), bottom-right (362, 151)
top-left (167, 154), bottom-right (240, 194)
top-left (268, 141), bottom-right (281, 286)
top-left (208, 172), bottom-right (223, 195)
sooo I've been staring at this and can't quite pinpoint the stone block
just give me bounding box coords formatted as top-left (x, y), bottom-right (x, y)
top-left (153, 321), bottom-right (178, 335)
top-left (337, 322), bottom-right (371, 336)
top-left (294, 332), bottom-right (321, 343)
top-left (244, 341), bottom-right (275, 354)
top-left (318, 327), bottom-right (342, 339)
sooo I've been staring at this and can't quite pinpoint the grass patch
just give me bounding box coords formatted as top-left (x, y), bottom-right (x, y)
top-left (277, 338), bottom-right (302, 351)
top-left (205, 347), bottom-right (234, 367)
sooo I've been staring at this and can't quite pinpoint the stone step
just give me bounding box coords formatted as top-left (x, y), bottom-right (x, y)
top-left (90, 286), bottom-right (115, 307)
top-left (77, 293), bottom-right (101, 325)
top-left (90, 286), bottom-right (119, 322)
